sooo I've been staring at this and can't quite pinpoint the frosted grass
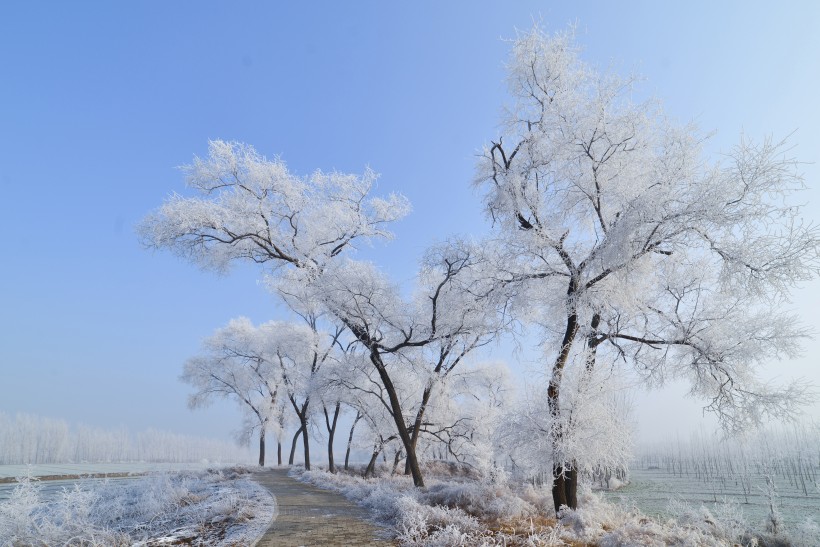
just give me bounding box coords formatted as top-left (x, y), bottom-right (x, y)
top-left (0, 467), bottom-right (274, 546)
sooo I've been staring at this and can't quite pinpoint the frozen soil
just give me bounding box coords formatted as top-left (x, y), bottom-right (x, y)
top-left (0, 466), bottom-right (275, 546)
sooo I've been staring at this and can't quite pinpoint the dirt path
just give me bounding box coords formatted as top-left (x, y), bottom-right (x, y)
top-left (251, 468), bottom-right (394, 546)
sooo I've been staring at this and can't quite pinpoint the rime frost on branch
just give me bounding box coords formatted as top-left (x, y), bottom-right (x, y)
top-left (139, 140), bottom-right (410, 274)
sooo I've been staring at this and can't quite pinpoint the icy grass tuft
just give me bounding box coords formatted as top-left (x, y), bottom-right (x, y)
top-left (0, 467), bottom-right (274, 546)
top-left (395, 496), bottom-right (483, 546)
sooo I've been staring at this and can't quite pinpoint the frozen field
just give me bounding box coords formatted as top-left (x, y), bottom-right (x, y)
top-left (0, 462), bottom-right (238, 502)
top-left (0, 461), bottom-right (226, 480)
top-left (601, 467), bottom-right (820, 531)
top-left (0, 476), bottom-right (137, 502)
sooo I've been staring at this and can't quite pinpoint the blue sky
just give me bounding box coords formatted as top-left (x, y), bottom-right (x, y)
top-left (1, 1), bottom-right (819, 443)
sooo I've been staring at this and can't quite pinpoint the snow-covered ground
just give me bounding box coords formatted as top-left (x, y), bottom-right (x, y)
top-left (0, 466), bottom-right (274, 546)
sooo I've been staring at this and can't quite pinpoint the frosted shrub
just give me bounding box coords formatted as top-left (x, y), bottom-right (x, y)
top-left (484, 465), bottom-right (508, 487)
top-left (299, 468), bottom-right (420, 523)
top-left (517, 484), bottom-right (555, 516)
top-left (0, 476), bottom-right (45, 544)
top-left (558, 490), bottom-right (732, 547)
top-left (424, 481), bottom-right (536, 522)
top-left (598, 520), bottom-right (716, 547)
top-left (0, 476), bottom-right (127, 546)
top-left (50, 484), bottom-right (106, 540)
top-left (362, 484), bottom-right (415, 522)
top-left (606, 476), bottom-right (625, 490)
top-left (395, 495), bottom-right (482, 546)
top-left (140, 473), bottom-right (183, 516)
top-left (711, 499), bottom-right (749, 544)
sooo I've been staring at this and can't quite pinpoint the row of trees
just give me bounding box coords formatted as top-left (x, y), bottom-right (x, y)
top-left (181, 314), bottom-right (510, 475)
top-left (0, 412), bottom-right (252, 465)
top-left (636, 425), bottom-right (820, 497)
top-left (140, 27), bottom-right (818, 514)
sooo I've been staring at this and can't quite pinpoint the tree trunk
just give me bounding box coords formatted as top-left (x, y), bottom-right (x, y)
top-left (551, 462), bottom-right (578, 513)
top-left (344, 411), bottom-right (362, 471)
top-left (258, 430), bottom-right (266, 467)
top-left (405, 386), bottom-right (432, 475)
top-left (289, 396), bottom-right (311, 470)
top-left (552, 314), bottom-right (601, 512)
top-left (392, 449), bottom-right (404, 475)
top-left (368, 350), bottom-right (425, 487)
top-left (548, 282), bottom-right (580, 514)
top-left (289, 426), bottom-right (303, 465)
top-left (364, 441), bottom-right (382, 478)
top-left (277, 440), bottom-right (282, 466)
top-left (301, 414), bottom-right (311, 470)
top-left (324, 402), bottom-right (341, 473)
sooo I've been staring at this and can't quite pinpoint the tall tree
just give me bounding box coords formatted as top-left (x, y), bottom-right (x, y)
top-left (475, 28), bottom-right (819, 513)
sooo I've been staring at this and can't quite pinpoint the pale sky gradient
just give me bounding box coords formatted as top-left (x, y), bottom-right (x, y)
top-left (1, 1), bottom-right (819, 445)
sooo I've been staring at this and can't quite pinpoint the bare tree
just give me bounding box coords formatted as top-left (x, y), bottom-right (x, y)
top-left (475, 27), bottom-right (819, 513)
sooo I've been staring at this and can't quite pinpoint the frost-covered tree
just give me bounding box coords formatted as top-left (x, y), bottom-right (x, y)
top-left (141, 149), bottom-right (500, 487)
top-left (415, 361), bottom-right (513, 473)
top-left (0, 412), bottom-right (252, 464)
top-left (328, 352), bottom-right (408, 477)
top-left (297, 243), bottom-right (502, 486)
top-left (475, 27), bottom-right (819, 513)
top-left (266, 318), bottom-right (345, 472)
top-left (322, 345), bottom-right (406, 474)
top-left (181, 317), bottom-right (283, 466)
top-left (273, 282), bottom-right (354, 473)
top-left (495, 363), bottom-right (634, 489)
top-left (182, 314), bottom-right (346, 470)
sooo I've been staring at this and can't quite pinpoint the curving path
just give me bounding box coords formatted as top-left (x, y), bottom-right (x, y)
top-left (251, 468), bottom-right (394, 546)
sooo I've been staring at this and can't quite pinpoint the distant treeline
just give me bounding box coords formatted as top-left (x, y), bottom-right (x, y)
top-left (0, 412), bottom-right (252, 465)
top-left (635, 424), bottom-right (820, 500)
